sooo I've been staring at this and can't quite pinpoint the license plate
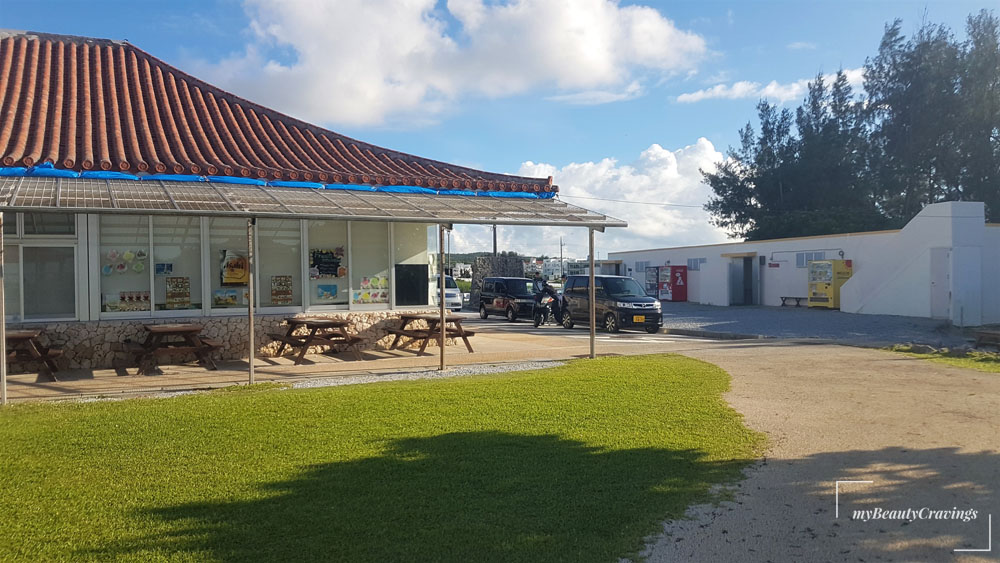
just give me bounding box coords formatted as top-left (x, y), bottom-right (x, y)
top-left (632, 315), bottom-right (645, 323)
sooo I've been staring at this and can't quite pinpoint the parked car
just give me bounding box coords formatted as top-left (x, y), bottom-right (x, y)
top-left (561, 275), bottom-right (662, 333)
top-left (429, 275), bottom-right (463, 312)
top-left (479, 276), bottom-right (536, 321)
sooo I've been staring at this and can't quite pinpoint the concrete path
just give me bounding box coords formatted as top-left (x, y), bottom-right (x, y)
top-left (640, 341), bottom-right (1000, 562)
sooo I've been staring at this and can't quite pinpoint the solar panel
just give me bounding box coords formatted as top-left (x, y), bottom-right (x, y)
top-left (11, 177), bottom-right (58, 207)
top-left (0, 177), bottom-right (626, 228)
top-left (107, 180), bottom-right (175, 210)
top-left (161, 182), bottom-right (233, 212)
top-left (58, 178), bottom-right (114, 209)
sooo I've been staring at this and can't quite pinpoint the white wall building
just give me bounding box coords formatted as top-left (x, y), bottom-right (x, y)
top-left (610, 201), bottom-right (1000, 326)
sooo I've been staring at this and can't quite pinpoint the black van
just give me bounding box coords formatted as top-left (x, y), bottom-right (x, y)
top-left (561, 275), bottom-right (662, 333)
top-left (479, 276), bottom-right (537, 321)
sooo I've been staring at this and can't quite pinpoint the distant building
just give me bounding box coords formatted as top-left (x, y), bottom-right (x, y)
top-left (542, 258), bottom-right (567, 280)
top-left (453, 263), bottom-right (472, 278)
top-left (609, 201), bottom-right (999, 326)
top-left (565, 259), bottom-right (623, 277)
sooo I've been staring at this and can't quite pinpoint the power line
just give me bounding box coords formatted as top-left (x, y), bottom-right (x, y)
top-left (558, 194), bottom-right (704, 208)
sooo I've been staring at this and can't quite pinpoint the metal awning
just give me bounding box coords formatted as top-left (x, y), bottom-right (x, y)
top-left (0, 177), bottom-right (626, 230)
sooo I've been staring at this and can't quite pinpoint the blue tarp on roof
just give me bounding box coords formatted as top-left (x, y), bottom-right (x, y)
top-left (324, 183), bottom-right (376, 192)
top-left (27, 163), bottom-right (79, 178)
top-left (376, 185), bottom-right (439, 195)
top-left (0, 167), bottom-right (28, 177)
top-left (80, 170), bottom-right (140, 180)
top-left (268, 180), bottom-right (325, 189)
top-left (209, 175), bottom-right (268, 186)
top-left (140, 174), bottom-right (206, 182)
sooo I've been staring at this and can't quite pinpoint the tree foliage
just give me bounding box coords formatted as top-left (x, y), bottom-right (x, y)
top-left (704, 10), bottom-right (1000, 240)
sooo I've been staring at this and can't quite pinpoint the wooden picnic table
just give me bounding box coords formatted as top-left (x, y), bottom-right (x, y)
top-left (6, 329), bottom-right (62, 378)
top-left (130, 323), bottom-right (221, 375)
top-left (269, 317), bottom-right (364, 364)
top-left (387, 313), bottom-right (475, 355)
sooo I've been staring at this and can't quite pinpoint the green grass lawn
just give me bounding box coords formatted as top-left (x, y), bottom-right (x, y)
top-left (0, 355), bottom-right (764, 562)
top-left (891, 346), bottom-right (1000, 374)
top-left (914, 352), bottom-right (1000, 373)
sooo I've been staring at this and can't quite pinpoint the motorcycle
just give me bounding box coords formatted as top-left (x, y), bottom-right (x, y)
top-left (532, 291), bottom-right (566, 328)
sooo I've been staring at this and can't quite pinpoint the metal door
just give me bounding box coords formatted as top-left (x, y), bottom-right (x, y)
top-left (930, 247), bottom-right (950, 319)
top-left (729, 259), bottom-right (744, 305)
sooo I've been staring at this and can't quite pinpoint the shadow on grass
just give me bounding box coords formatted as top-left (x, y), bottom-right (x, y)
top-left (92, 432), bottom-right (751, 562)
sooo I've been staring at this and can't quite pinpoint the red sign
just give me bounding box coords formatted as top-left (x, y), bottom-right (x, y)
top-left (768, 262), bottom-right (780, 268)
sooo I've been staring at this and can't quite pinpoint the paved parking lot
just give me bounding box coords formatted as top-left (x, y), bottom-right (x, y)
top-left (465, 303), bottom-right (972, 347)
top-left (660, 302), bottom-right (970, 347)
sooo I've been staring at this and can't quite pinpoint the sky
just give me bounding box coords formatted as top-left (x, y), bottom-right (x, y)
top-left (2, 0), bottom-right (991, 259)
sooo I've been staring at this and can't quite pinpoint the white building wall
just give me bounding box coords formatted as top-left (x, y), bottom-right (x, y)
top-left (610, 201), bottom-right (995, 325)
top-left (981, 225), bottom-right (1000, 324)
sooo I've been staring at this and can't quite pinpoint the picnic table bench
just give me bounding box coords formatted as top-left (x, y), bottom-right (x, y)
top-left (129, 323), bottom-right (221, 375)
top-left (387, 313), bottom-right (475, 355)
top-left (6, 329), bottom-right (62, 378)
top-left (780, 296), bottom-right (807, 307)
top-left (269, 317), bottom-right (364, 364)
top-left (973, 329), bottom-right (1000, 349)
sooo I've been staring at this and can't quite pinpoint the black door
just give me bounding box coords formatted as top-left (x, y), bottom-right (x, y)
top-left (742, 257), bottom-right (754, 305)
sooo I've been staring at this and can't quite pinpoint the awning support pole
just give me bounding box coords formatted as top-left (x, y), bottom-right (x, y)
top-left (589, 227), bottom-right (596, 359)
top-left (1, 212), bottom-right (6, 405)
top-left (247, 217), bottom-right (256, 385)
top-left (439, 224), bottom-right (447, 371)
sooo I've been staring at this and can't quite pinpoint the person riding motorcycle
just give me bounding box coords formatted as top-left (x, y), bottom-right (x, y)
top-left (533, 277), bottom-right (565, 325)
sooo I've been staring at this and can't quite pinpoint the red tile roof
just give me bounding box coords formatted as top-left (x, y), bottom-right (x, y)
top-left (0, 30), bottom-right (554, 192)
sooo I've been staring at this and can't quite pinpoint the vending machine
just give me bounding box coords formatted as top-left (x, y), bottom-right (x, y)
top-left (645, 266), bottom-right (660, 296)
top-left (658, 266), bottom-right (688, 302)
top-left (807, 259), bottom-right (853, 309)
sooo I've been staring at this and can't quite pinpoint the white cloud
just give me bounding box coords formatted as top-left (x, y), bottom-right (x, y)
top-left (195, 0), bottom-right (707, 126)
top-left (450, 138), bottom-right (732, 257)
top-left (545, 81), bottom-right (642, 105)
top-left (786, 41), bottom-right (817, 50)
top-left (676, 67), bottom-right (864, 104)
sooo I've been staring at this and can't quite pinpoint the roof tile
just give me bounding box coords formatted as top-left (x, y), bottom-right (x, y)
top-left (0, 30), bottom-right (550, 192)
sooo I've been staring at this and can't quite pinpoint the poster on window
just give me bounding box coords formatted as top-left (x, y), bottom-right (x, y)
top-left (165, 276), bottom-right (191, 309)
top-left (309, 247), bottom-right (346, 279)
top-left (220, 250), bottom-right (249, 285)
top-left (270, 275), bottom-right (293, 305)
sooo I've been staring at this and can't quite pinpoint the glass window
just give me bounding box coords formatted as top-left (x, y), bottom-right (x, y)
top-left (393, 223), bottom-right (431, 307)
top-left (350, 222), bottom-right (390, 305)
top-left (153, 216), bottom-right (202, 311)
top-left (307, 220), bottom-right (349, 306)
top-left (258, 219), bottom-right (302, 307)
top-left (23, 213), bottom-right (75, 235)
top-left (23, 246), bottom-right (76, 319)
top-left (99, 215), bottom-right (151, 313)
top-left (2, 214), bottom-right (15, 236)
top-left (209, 218), bottom-right (250, 310)
top-left (4, 245), bottom-right (20, 321)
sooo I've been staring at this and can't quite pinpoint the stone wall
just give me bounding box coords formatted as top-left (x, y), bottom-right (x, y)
top-left (6, 310), bottom-right (442, 372)
top-left (470, 255), bottom-right (526, 307)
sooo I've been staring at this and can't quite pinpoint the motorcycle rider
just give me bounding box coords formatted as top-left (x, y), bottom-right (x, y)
top-left (533, 276), bottom-right (565, 325)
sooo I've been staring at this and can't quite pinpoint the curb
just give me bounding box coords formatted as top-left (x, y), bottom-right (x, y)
top-left (659, 327), bottom-right (770, 340)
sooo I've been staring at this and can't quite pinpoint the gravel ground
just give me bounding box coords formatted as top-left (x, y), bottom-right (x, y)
top-left (661, 302), bottom-right (970, 347)
top-left (640, 341), bottom-right (1000, 563)
top-left (290, 360), bottom-right (565, 389)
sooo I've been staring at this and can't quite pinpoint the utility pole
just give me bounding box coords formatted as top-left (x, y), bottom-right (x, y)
top-left (492, 225), bottom-right (497, 256)
top-left (447, 230), bottom-right (451, 276)
top-left (559, 236), bottom-right (564, 279)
